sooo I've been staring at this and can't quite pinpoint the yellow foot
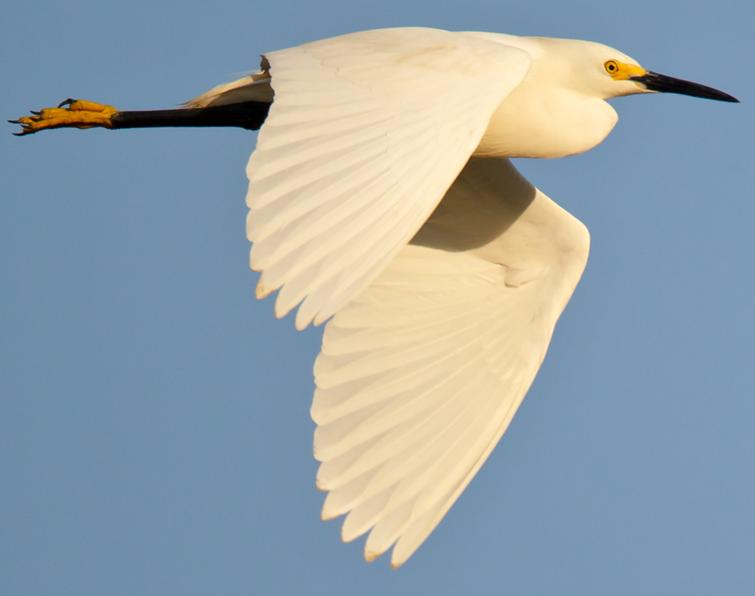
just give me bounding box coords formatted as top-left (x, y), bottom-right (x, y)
top-left (10, 99), bottom-right (118, 136)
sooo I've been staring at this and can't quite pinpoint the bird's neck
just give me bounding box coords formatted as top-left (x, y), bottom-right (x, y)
top-left (475, 81), bottom-right (618, 159)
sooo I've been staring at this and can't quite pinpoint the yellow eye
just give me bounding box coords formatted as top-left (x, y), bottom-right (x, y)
top-left (604, 60), bottom-right (620, 75)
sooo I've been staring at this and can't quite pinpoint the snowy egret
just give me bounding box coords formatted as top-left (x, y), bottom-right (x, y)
top-left (12, 27), bottom-right (738, 568)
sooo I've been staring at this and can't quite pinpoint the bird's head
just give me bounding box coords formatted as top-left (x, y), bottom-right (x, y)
top-left (569, 40), bottom-right (739, 103)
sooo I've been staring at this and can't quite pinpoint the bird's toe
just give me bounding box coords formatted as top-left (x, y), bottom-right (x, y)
top-left (10, 99), bottom-right (118, 135)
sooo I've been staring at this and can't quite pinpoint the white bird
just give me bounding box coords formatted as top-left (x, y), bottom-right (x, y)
top-left (12, 27), bottom-right (737, 568)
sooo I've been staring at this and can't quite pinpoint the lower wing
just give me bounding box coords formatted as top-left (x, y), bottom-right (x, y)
top-left (311, 157), bottom-right (590, 567)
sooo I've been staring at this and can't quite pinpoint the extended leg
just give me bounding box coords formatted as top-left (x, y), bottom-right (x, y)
top-left (11, 99), bottom-right (270, 136)
top-left (11, 99), bottom-right (118, 135)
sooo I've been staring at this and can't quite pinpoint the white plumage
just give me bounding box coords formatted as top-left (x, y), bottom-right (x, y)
top-left (185, 27), bottom-right (735, 567)
top-left (244, 29), bottom-right (530, 329)
top-left (9, 19), bottom-right (736, 571)
top-left (313, 158), bottom-right (588, 566)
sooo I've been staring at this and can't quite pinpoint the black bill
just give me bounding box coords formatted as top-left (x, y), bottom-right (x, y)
top-left (631, 71), bottom-right (739, 102)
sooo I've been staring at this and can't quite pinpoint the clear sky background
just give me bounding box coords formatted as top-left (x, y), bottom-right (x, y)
top-left (2, 0), bottom-right (753, 594)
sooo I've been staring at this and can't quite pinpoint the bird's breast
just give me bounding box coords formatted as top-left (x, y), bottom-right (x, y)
top-left (475, 86), bottom-right (618, 159)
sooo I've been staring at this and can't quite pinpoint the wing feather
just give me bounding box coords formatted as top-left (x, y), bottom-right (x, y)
top-left (312, 158), bottom-right (590, 567)
top-left (245, 28), bottom-right (531, 327)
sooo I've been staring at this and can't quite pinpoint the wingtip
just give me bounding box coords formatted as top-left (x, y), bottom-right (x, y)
top-left (340, 524), bottom-right (359, 544)
top-left (364, 550), bottom-right (380, 563)
top-left (255, 281), bottom-right (272, 300)
top-left (294, 316), bottom-right (310, 332)
top-left (273, 295), bottom-right (293, 321)
top-left (320, 506), bottom-right (339, 522)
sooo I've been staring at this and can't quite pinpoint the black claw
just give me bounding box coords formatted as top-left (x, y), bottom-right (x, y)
top-left (57, 98), bottom-right (75, 108)
top-left (30, 110), bottom-right (41, 115)
top-left (8, 119), bottom-right (20, 124)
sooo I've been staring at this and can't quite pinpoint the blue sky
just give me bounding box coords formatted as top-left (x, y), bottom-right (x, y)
top-left (2, 1), bottom-right (753, 594)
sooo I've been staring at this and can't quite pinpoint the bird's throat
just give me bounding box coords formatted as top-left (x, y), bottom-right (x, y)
top-left (476, 88), bottom-right (618, 159)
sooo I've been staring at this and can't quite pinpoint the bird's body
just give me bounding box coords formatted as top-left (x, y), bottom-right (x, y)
top-left (12, 27), bottom-right (737, 568)
top-left (475, 34), bottom-right (622, 157)
top-left (192, 30), bottom-right (626, 159)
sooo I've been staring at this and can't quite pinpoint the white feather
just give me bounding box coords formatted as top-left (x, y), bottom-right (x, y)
top-left (313, 157), bottom-right (589, 566)
top-left (244, 28), bottom-right (531, 328)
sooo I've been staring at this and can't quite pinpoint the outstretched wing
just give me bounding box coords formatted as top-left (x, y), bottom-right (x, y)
top-left (245, 28), bottom-right (531, 328)
top-left (312, 158), bottom-right (590, 567)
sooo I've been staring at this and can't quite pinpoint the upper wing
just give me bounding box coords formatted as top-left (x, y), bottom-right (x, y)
top-left (312, 157), bottom-right (590, 567)
top-left (245, 28), bottom-right (531, 329)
